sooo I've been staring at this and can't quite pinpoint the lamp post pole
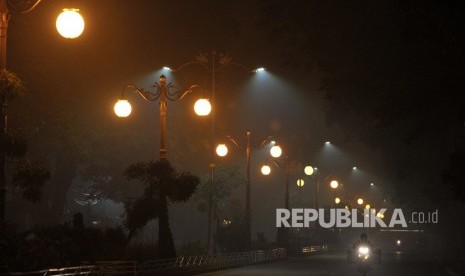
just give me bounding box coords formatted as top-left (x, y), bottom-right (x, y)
top-left (245, 131), bottom-right (251, 247)
top-left (217, 131), bottom-right (274, 249)
top-left (207, 51), bottom-right (216, 255)
top-left (170, 52), bottom-right (260, 254)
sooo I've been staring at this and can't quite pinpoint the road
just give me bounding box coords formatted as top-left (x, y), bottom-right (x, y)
top-left (198, 250), bottom-right (455, 276)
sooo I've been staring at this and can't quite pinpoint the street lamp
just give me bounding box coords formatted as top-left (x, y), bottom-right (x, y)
top-left (303, 165), bottom-right (341, 211)
top-left (270, 145), bottom-right (282, 158)
top-left (114, 99), bottom-right (132, 117)
top-left (170, 51), bottom-right (263, 254)
top-left (216, 131), bottom-right (275, 249)
top-left (194, 98), bottom-right (212, 116)
top-left (335, 197), bottom-right (341, 204)
top-left (114, 74), bottom-right (208, 159)
top-left (357, 198), bottom-right (364, 205)
top-left (56, 8), bottom-right (85, 39)
top-left (215, 144), bottom-right (228, 157)
top-left (330, 180), bottom-right (339, 189)
top-left (0, 0), bottom-right (84, 222)
top-left (261, 153), bottom-right (290, 247)
top-left (261, 164), bottom-right (271, 175)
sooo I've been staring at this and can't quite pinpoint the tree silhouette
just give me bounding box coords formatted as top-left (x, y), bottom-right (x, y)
top-left (123, 159), bottom-right (199, 258)
top-left (0, 70), bottom-right (50, 221)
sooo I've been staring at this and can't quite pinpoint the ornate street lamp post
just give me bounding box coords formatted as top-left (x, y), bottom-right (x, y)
top-left (114, 74), bottom-right (210, 160)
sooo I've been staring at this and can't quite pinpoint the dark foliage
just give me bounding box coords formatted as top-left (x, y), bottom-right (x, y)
top-left (12, 160), bottom-right (50, 203)
top-left (123, 159), bottom-right (200, 258)
top-left (0, 220), bottom-right (126, 273)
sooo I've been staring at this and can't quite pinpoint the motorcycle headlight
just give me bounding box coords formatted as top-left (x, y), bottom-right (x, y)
top-left (358, 246), bottom-right (369, 255)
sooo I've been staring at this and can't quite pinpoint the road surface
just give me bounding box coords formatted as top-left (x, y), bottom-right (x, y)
top-left (198, 250), bottom-right (455, 276)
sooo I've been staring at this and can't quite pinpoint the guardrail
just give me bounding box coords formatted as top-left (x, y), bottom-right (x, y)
top-left (137, 248), bottom-right (287, 274)
top-left (300, 245), bottom-right (328, 255)
top-left (8, 265), bottom-right (98, 276)
top-left (4, 248), bottom-right (287, 276)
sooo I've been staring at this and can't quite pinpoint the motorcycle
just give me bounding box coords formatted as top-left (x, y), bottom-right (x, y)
top-left (356, 245), bottom-right (372, 276)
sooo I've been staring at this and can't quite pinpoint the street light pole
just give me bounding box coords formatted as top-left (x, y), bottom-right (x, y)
top-left (245, 131), bottom-right (251, 247)
top-left (170, 52), bottom-right (261, 254)
top-left (217, 131), bottom-right (275, 249)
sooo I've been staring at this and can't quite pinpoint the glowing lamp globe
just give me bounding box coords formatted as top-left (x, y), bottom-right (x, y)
top-left (216, 144), bottom-right (228, 157)
top-left (261, 165), bottom-right (271, 175)
top-left (56, 9), bottom-right (85, 39)
top-left (357, 198), bottom-right (364, 205)
top-left (335, 197), bottom-right (341, 204)
top-left (304, 165), bottom-right (314, 176)
top-left (330, 180), bottom-right (339, 189)
top-left (297, 179), bottom-right (304, 187)
top-left (114, 99), bottom-right (132, 117)
top-left (270, 145), bottom-right (282, 158)
top-left (194, 98), bottom-right (211, 116)
top-left (365, 204), bottom-right (371, 210)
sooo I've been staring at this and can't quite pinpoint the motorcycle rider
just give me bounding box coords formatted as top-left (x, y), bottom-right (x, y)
top-left (353, 233), bottom-right (374, 250)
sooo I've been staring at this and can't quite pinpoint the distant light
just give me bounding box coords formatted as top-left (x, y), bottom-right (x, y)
top-left (304, 165), bottom-right (314, 176)
top-left (297, 179), bottom-right (305, 187)
top-left (396, 240), bottom-right (401, 245)
top-left (261, 165), bottom-right (271, 175)
top-left (353, 167), bottom-right (357, 170)
top-left (357, 198), bottom-right (364, 205)
top-left (254, 67), bottom-right (265, 73)
top-left (325, 141), bottom-right (331, 145)
top-left (216, 144), bottom-right (228, 157)
top-left (330, 180), bottom-right (339, 189)
top-left (271, 140), bottom-right (276, 145)
top-left (270, 145), bottom-right (282, 158)
top-left (56, 8), bottom-right (84, 39)
top-left (163, 66), bottom-right (172, 71)
top-left (370, 183), bottom-right (374, 186)
top-left (114, 99), bottom-right (132, 117)
top-left (335, 197), bottom-right (341, 204)
top-left (194, 98), bottom-right (211, 116)
top-left (365, 204), bottom-right (371, 210)
top-left (314, 167), bottom-right (318, 171)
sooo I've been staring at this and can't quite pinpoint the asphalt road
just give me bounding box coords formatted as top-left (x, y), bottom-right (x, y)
top-left (198, 250), bottom-right (455, 276)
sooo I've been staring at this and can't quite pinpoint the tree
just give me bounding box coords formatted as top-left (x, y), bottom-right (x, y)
top-left (194, 165), bottom-right (244, 251)
top-left (194, 165), bottom-right (244, 217)
top-left (123, 159), bottom-right (199, 258)
top-left (0, 70), bottom-right (50, 222)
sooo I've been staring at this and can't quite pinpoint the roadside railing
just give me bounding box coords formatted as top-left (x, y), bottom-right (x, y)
top-left (8, 265), bottom-right (98, 276)
top-left (300, 245), bottom-right (328, 255)
top-left (4, 248), bottom-right (287, 276)
top-left (137, 248), bottom-right (287, 274)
